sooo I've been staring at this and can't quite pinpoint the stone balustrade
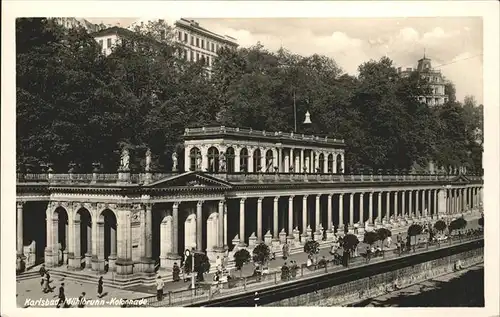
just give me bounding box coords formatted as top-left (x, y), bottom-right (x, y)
top-left (16, 171), bottom-right (483, 185)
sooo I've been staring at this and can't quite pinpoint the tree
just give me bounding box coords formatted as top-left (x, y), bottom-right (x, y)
top-left (448, 217), bottom-right (467, 234)
top-left (434, 220), bottom-right (447, 233)
top-left (252, 243), bottom-right (270, 270)
top-left (343, 234), bottom-right (359, 255)
top-left (183, 252), bottom-right (211, 282)
top-left (407, 224), bottom-right (423, 237)
top-left (376, 228), bottom-right (392, 248)
top-left (363, 231), bottom-right (379, 247)
top-left (233, 249), bottom-right (251, 275)
top-left (303, 240), bottom-right (320, 259)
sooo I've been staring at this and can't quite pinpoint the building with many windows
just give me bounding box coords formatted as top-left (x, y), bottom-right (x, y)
top-left (91, 18), bottom-right (238, 71)
top-left (15, 125), bottom-right (483, 287)
top-left (398, 55), bottom-right (449, 106)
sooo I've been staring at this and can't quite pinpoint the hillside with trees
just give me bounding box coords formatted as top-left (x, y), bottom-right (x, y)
top-left (16, 18), bottom-right (483, 174)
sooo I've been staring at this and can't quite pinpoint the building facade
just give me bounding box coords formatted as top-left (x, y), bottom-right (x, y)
top-left (15, 126), bottom-right (483, 286)
top-left (91, 18), bottom-right (238, 72)
top-left (399, 55), bottom-right (449, 106)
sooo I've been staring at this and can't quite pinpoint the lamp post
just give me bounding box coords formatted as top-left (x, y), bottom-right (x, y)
top-left (185, 248), bottom-right (196, 290)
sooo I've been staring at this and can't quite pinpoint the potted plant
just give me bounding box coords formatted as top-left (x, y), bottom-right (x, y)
top-left (252, 243), bottom-right (271, 274)
top-left (303, 240), bottom-right (320, 265)
top-left (233, 249), bottom-right (251, 277)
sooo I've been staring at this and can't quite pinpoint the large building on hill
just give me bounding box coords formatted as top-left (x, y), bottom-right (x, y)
top-left (91, 18), bottom-right (238, 71)
top-left (398, 55), bottom-right (449, 106)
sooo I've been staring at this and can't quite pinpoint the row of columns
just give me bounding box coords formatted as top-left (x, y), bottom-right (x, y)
top-left (16, 186), bottom-right (483, 272)
top-left (185, 144), bottom-right (344, 173)
top-left (234, 186), bottom-right (484, 246)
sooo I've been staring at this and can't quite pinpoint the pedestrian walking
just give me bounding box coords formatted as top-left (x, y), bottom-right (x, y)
top-left (39, 264), bottom-right (46, 290)
top-left (97, 276), bottom-right (103, 298)
top-left (42, 272), bottom-right (50, 293)
top-left (282, 242), bottom-right (289, 260)
top-left (156, 276), bottom-right (165, 301)
top-left (172, 262), bottom-right (180, 282)
top-left (56, 283), bottom-right (66, 308)
top-left (290, 261), bottom-right (298, 278)
top-left (77, 292), bottom-right (86, 308)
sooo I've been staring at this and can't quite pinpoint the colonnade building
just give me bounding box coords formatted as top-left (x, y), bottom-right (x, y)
top-left (16, 126), bottom-right (483, 285)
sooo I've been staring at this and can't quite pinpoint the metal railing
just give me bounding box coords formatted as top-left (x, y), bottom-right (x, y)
top-left (128, 231), bottom-right (483, 307)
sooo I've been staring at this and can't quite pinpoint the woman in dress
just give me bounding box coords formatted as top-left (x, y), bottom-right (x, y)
top-left (97, 276), bottom-right (103, 298)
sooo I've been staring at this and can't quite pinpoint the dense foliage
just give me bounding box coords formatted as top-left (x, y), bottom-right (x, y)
top-left (233, 248), bottom-right (251, 270)
top-left (303, 240), bottom-right (320, 257)
top-left (16, 18), bottom-right (484, 173)
top-left (252, 243), bottom-right (270, 268)
top-left (433, 220), bottom-right (447, 232)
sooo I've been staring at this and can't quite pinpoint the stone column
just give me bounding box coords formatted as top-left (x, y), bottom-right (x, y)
top-left (196, 201), bottom-right (203, 251)
top-left (434, 189), bottom-right (438, 218)
top-left (257, 197), bottom-right (263, 242)
top-left (338, 194), bottom-right (344, 232)
top-left (66, 210), bottom-right (75, 268)
top-left (284, 149), bottom-right (290, 173)
top-left (368, 192), bottom-right (374, 224)
top-left (248, 149), bottom-right (254, 172)
top-left (68, 210), bottom-right (81, 269)
top-left (408, 190), bottom-right (413, 218)
top-left (288, 196), bottom-right (294, 239)
top-left (359, 193), bottom-right (364, 225)
top-left (218, 200), bottom-right (225, 248)
top-left (327, 194), bottom-right (333, 232)
top-left (427, 189), bottom-right (432, 217)
top-left (376, 192), bottom-right (382, 224)
top-left (385, 192), bottom-right (390, 221)
top-left (313, 151), bottom-right (318, 172)
top-left (349, 193), bottom-right (354, 228)
top-left (16, 201), bottom-right (25, 270)
top-left (393, 191), bottom-right (397, 219)
top-left (239, 198), bottom-right (246, 246)
top-left (315, 195), bottom-right (321, 232)
top-left (260, 148), bottom-right (266, 172)
top-left (201, 146), bottom-right (209, 171)
top-left (145, 204), bottom-right (152, 259)
top-left (332, 155), bottom-right (337, 174)
top-left (44, 206), bottom-right (55, 267)
top-left (324, 153), bottom-right (329, 173)
top-left (224, 203), bottom-right (228, 247)
top-left (302, 195), bottom-right (308, 238)
top-left (300, 149), bottom-right (304, 172)
top-left (273, 196), bottom-right (279, 240)
top-left (305, 156), bottom-right (310, 173)
top-left (115, 210), bottom-right (133, 275)
top-left (401, 191), bottom-right (405, 219)
top-left (172, 203), bottom-right (179, 254)
top-left (416, 190), bottom-right (420, 217)
top-left (235, 150), bottom-right (241, 172)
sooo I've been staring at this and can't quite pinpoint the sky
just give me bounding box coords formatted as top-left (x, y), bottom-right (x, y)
top-left (86, 17), bottom-right (483, 104)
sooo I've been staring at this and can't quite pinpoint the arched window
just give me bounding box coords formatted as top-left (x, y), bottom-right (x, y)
top-left (207, 147), bottom-right (219, 172)
top-left (253, 149), bottom-right (262, 172)
top-left (265, 149), bottom-right (274, 172)
top-left (327, 154), bottom-right (334, 173)
top-left (318, 153), bottom-right (325, 173)
top-left (240, 148), bottom-right (249, 172)
top-left (336, 154), bottom-right (343, 174)
top-left (226, 147), bottom-right (235, 172)
top-left (189, 147), bottom-right (201, 171)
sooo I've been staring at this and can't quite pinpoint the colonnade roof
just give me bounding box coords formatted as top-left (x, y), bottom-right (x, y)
top-left (16, 171), bottom-right (483, 197)
top-left (184, 126), bottom-right (346, 148)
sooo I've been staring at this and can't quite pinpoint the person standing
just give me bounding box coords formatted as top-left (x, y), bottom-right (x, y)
top-left (172, 262), bottom-right (180, 282)
top-left (156, 276), bottom-right (164, 301)
top-left (77, 292), bottom-right (86, 308)
top-left (42, 272), bottom-right (50, 293)
top-left (282, 242), bottom-right (289, 260)
top-left (39, 264), bottom-right (46, 290)
top-left (97, 276), bottom-right (103, 298)
top-left (56, 283), bottom-right (66, 308)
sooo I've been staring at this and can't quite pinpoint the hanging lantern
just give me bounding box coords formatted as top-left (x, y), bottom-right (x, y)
top-left (303, 110), bottom-right (312, 124)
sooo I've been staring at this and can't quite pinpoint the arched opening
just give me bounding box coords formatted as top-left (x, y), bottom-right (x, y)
top-left (336, 154), bottom-right (343, 174)
top-left (189, 147), bottom-right (201, 171)
top-left (226, 147), bottom-right (235, 172)
top-left (253, 149), bottom-right (262, 172)
top-left (99, 209), bottom-right (117, 261)
top-left (240, 148), bottom-right (249, 172)
top-left (55, 207), bottom-right (68, 266)
top-left (76, 208), bottom-right (92, 268)
top-left (327, 154), bottom-right (334, 173)
top-left (207, 146), bottom-right (219, 172)
top-left (318, 153), bottom-right (325, 173)
top-left (265, 149), bottom-right (274, 172)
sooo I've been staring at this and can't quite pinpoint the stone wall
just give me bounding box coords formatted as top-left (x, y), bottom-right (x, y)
top-left (267, 248), bottom-right (483, 306)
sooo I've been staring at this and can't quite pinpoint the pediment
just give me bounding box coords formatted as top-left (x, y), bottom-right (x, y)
top-left (145, 171), bottom-right (233, 189)
top-left (450, 172), bottom-right (471, 184)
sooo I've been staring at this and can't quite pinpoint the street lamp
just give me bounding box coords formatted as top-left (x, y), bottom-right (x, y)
top-left (184, 248), bottom-right (196, 290)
